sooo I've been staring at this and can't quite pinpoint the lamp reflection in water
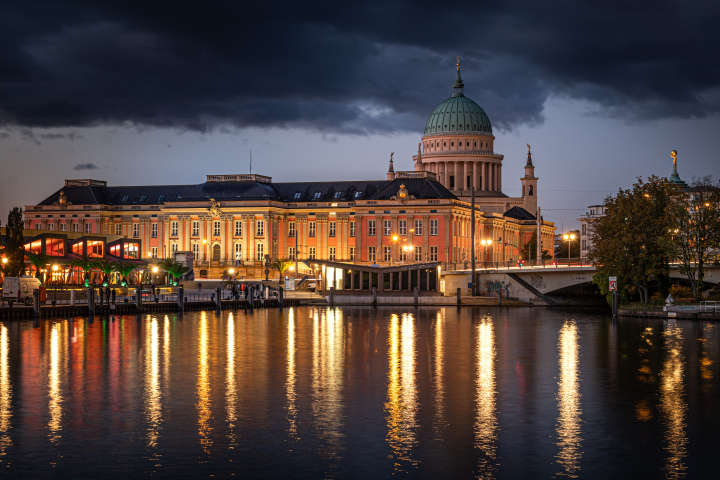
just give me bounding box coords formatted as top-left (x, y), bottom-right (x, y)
top-left (144, 316), bottom-right (162, 449)
top-left (48, 322), bottom-right (66, 445)
top-left (385, 313), bottom-right (418, 473)
top-left (474, 314), bottom-right (497, 478)
top-left (660, 322), bottom-right (687, 480)
top-left (311, 307), bottom-right (344, 468)
top-left (226, 313), bottom-right (238, 446)
top-left (197, 311), bottom-right (212, 455)
top-left (555, 320), bottom-right (582, 478)
top-left (0, 324), bottom-right (12, 458)
top-left (286, 309), bottom-right (298, 439)
top-left (432, 311), bottom-right (446, 439)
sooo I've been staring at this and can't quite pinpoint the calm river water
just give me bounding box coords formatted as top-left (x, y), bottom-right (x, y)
top-left (0, 307), bottom-right (718, 479)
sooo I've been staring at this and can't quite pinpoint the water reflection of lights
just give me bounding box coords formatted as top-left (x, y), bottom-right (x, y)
top-left (661, 322), bottom-right (687, 480)
top-left (311, 308), bottom-right (344, 463)
top-left (226, 313), bottom-right (238, 445)
top-left (197, 312), bottom-right (212, 454)
top-left (474, 315), bottom-right (497, 478)
top-left (432, 311), bottom-right (446, 438)
top-left (286, 309), bottom-right (298, 439)
top-left (144, 317), bottom-right (161, 448)
top-left (635, 327), bottom-right (655, 422)
top-left (555, 320), bottom-right (581, 478)
top-left (48, 322), bottom-right (65, 443)
top-left (0, 325), bottom-right (12, 457)
top-left (385, 313), bottom-right (418, 472)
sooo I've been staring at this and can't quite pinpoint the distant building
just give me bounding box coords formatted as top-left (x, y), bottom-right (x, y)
top-left (578, 205), bottom-right (607, 259)
top-left (23, 63), bottom-right (555, 279)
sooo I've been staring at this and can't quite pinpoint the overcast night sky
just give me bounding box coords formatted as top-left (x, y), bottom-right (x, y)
top-left (1, 0), bottom-right (719, 231)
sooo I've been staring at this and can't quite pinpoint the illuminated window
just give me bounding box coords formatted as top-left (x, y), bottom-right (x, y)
top-left (85, 223), bottom-right (92, 233)
top-left (60, 223), bottom-right (66, 232)
top-left (235, 243), bottom-right (242, 260)
top-left (72, 223), bottom-right (79, 233)
top-left (115, 223), bottom-right (121, 235)
top-left (256, 243), bottom-right (265, 261)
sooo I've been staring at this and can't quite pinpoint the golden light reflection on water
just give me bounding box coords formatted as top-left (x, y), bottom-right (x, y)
top-left (555, 320), bottom-right (581, 478)
top-left (311, 308), bottom-right (345, 463)
top-left (385, 313), bottom-right (418, 472)
top-left (197, 312), bottom-right (212, 455)
top-left (636, 327), bottom-right (655, 422)
top-left (0, 325), bottom-right (12, 458)
top-left (48, 322), bottom-right (66, 444)
top-left (474, 315), bottom-right (497, 479)
top-left (226, 313), bottom-right (237, 446)
top-left (660, 322), bottom-right (687, 480)
top-left (144, 317), bottom-right (161, 449)
top-left (432, 311), bottom-right (446, 439)
top-left (286, 309), bottom-right (298, 439)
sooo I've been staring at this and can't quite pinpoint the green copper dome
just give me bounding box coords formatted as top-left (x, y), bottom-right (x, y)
top-left (424, 66), bottom-right (493, 136)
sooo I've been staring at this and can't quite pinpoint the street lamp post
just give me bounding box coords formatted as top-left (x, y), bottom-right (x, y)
top-left (563, 233), bottom-right (576, 265)
top-left (480, 239), bottom-right (492, 268)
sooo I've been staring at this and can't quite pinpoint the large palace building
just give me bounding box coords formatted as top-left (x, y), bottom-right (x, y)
top-left (24, 64), bottom-right (555, 279)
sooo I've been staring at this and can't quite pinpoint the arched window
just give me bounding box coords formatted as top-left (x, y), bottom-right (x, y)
top-left (529, 185), bottom-right (534, 196)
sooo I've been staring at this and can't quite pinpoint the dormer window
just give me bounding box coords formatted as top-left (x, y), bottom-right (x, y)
top-left (334, 191), bottom-right (343, 198)
top-left (354, 191), bottom-right (362, 198)
top-left (122, 195), bottom-right (129, 202)
top-left (157, 195), bottom-right (165, 202)
top-left (313, 192), bottom-right (322, 199)
top-left (294, 192), bottom-right (302, 199)
top-left (140, 195), bottom-right (147, 201)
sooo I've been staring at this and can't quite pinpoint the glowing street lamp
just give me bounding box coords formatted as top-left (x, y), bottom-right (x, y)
top-left (480, 239), bottom-right (493, 268)
top-left (563, 233), bottom-right (576, 265)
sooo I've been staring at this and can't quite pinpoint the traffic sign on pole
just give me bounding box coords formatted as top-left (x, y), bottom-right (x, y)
top-left (609, 276), bottom-right (617, 291)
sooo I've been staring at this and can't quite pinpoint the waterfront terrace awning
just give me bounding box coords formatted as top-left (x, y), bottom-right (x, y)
top-left (305, 260), bottom-right (441, 295)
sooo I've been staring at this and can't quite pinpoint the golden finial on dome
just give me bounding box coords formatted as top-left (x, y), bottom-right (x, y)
top-left (456, 56), bottom-right (460, 70)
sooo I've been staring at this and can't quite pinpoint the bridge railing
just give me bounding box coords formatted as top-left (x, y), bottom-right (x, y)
top-left (469, 258), bottom-right (592, 270)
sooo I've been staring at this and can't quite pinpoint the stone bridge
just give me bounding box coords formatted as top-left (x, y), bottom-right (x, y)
top-left (442, 264), bottom-right (720, 305)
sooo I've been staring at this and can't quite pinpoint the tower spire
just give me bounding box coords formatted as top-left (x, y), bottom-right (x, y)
top-left (386, 152), bottom-right (396, 180)
top-left (526, 143), bottom-right (533, 166)
top-left (452, 56), bottom-right (465, 97)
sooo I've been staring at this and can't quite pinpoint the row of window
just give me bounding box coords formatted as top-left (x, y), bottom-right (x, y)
top-left (425, 140), bottom-right (490, 150)
top-left (367, 219), bottom-right (436, 236)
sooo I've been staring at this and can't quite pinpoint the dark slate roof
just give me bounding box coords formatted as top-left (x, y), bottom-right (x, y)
top-left (503, 206), bottom-right (536, 221)
top-left (370, 178), bottom-right (457, 200)
top-left (176, 181), bottom-right (282, 202)
top-left (273, 181), bottom-right (387, 202)
top-left (38, 185), bottom-right (195, 206)
top-left (36, 177), bottom-right (457, 207)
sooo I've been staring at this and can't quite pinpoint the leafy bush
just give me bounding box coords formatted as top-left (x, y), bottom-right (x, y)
top-left (669, 283), bottom-right (693, 299)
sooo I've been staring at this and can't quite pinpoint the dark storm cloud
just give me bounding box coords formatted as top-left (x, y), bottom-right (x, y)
top-left (0, 1), bottom-right (718, 134)
top-left (73, 162), bottom-right (99, 170)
